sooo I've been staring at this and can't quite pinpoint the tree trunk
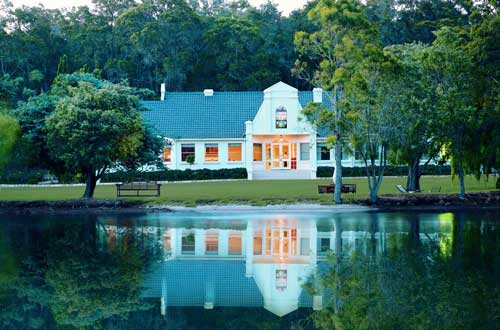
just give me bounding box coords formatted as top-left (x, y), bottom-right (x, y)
top-left (83, 170), bottom-right (97, 199)
top-left (333, 140), bottom-right (342, 204)
top-left (407, 156), bottom-right (421, 192)
top-left (458, 163), bottom-right (465, 199)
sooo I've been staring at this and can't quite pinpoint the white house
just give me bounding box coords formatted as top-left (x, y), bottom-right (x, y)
top-left (98, 213), bottom-right (445, 317)
top-left (142, 81), bottom-right (365, 180)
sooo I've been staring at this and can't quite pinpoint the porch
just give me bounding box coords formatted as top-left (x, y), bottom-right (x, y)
top-left (248, 134), bottom-right (315, 180)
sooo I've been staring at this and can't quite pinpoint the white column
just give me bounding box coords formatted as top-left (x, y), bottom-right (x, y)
top-left (310, 225), bottom-right (317, 266)
top-left (245, 223), bottom-right (254, 277)
top-left (170, 228), bottom-right (178, 258)
top-left (176, 228), bottom-right (183, 256)
top-left (219, 230), bottom-right (229, 256)
top-left (245, 121), bottom-right (253, 180)
top-left (170, 141), bottom-right (177, 170)
top-left (161, 266), bottom-right (167, 316)
top-left (310, 133), bottom-right (317, 179)
top-left (195, 229), bottom-right (205, 256)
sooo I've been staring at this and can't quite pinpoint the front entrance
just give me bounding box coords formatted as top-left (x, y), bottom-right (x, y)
top-left (272, 143), bottom-right (290, 169)
top-left (266, 137), bottom-right (296, 170)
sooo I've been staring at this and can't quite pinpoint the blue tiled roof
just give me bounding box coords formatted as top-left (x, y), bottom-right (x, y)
top-left (142, 260), bottom-right (264, 307)
top-left (141, 91), bottom-right (332, 139)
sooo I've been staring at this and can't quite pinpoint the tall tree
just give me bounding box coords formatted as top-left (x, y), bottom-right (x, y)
top-left (294, 0), bottom-right (375, 204)
top-left (0, 113), bottom-right (19, 172)
top-left (45, 73), bottom-right (162, 198)
top-left (384, 43), bottom-right (442, 192)
top-left (426, 27), bottom-right (476, 199)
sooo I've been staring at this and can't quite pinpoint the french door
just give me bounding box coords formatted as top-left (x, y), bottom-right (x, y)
top-left (271, 143), bottom-right (290, 169)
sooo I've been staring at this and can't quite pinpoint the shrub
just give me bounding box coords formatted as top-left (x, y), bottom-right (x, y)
top-left (317, 165), bottom-right (451, 178)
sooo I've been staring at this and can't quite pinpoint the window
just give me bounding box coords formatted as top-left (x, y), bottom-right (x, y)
top-left (163, 147), bottom-right (172, 162)
top-left (317, 144), bottom-right (330, 161)
top-left (205, 143), bottom-right (218, 162)
top-left (228, 230), bottom-right (242, 255)
top-left (300, 143), bottom-right (310, 161)
top-left (275, 106), bottom-right (287, 129)
top-left (163, 230), bottom-right (171, 252)
top-left (181, 230), bottom-right (195, 254)
top-left (253, 231), bottom-right (262, 255)
top-left (253, 143), bottom-right (263, 161)
top-left (318, 237), bottom-right (330, 254)
top-left (181, 144), bottom-right (195, 162)
top-left (205, 230), bottom-right (218, 255)
top-left (300, 238), bottom-right (310, 256)
top-left (228, 143), bottom-right (242, 162)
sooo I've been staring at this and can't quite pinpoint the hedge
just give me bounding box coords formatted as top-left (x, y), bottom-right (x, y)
top-left (101, 168), bottom-right (248, 183)
top-left (0, 168), bottom-right (46, 184)
top-left (0, 165), bottom-right (454, 184)
top-left (317, 165), bottom-right (451, 178)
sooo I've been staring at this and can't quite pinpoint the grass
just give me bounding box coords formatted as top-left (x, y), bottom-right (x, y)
top-left (0, 175), bottom-right (497, 206)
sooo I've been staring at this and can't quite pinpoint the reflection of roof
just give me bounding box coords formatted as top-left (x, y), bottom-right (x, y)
top-left (143, 260), bottom-right (263, 307)
top-left (141, 91), bottom-right (332, 139)
top-left (142, 260), bottom-right (328, 310)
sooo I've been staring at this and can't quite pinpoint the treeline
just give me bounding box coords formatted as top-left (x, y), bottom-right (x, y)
top-left (0, 0), bottom-right (482, 99)
top-left (0, 0), bottom-right (498, 200)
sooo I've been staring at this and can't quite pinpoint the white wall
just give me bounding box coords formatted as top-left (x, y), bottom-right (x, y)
top-left (165, 139), bottom-right (246, 170)
top-left (252, 82), bottom-right (313, 136)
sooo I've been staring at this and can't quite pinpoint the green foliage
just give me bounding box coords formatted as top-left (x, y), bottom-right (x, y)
top-left (317, 165), bottom-right (451, 178)
top-left (101, 167), bottom-right (248, 183)
top-left (0, 113), bottom-right (20, 171)
top-left (185, 154), bottom-right (195, 165)
top-left (45, 78), bottom-right (143, 193)
top-left (310, 220), bottom-right (500, 330)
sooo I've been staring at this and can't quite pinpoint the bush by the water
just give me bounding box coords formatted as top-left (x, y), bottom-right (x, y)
top-left (317, 165), bottom-right (451, 178)
top-left (101, 168), bottom-right (248, 182)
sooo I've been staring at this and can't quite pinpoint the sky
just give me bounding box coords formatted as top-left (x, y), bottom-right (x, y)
top-left (9, 0), bottom-right (309, 15)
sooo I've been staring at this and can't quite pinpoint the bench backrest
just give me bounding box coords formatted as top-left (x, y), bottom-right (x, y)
top-left (120, 182), bottom-right (159, 189)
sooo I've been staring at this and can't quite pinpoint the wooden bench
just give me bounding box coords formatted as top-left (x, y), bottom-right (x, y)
top-left (318, 184), bottom-right (356, 194)
top-left (116, 181), bottom-right (161, 197)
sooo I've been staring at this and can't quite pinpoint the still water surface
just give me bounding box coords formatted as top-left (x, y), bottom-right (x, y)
top-left (0, 210), bottom-right (499, 329)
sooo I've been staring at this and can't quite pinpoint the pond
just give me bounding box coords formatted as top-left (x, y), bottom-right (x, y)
top-left (0, 210), bottom-right (499, 330)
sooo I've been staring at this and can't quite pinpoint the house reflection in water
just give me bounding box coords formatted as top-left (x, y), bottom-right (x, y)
top-left (98, 213), bottom-right (444, 317)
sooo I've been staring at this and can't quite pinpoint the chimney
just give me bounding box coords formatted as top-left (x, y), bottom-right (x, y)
top-left (204, 89), bottom-right (214, 97)
top-left (313, 87), bottom-right (323, 103)
top-left (160, 83), bottom-right (166, 101)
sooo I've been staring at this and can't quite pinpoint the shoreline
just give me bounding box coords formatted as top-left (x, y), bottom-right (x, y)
top-left (0, 190), bottom-right (499, 215)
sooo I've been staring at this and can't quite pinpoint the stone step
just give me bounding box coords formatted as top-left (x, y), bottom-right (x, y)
top-left (252, 170), bottom-right (311, 180)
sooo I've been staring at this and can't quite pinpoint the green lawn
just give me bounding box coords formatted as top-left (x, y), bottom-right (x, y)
top-left (0, 176), bottom-right (496, 206)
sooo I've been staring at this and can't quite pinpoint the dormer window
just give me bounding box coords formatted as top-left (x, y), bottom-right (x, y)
top-left (275, 106), bottom-right (287, 129)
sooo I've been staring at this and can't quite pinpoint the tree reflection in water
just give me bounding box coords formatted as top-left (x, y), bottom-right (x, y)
top-left (0, 215), bottom-right (163, 329)
top-left (303, 213), bottom-right (500, 330)
top-left (0, 211), bottom-right (499, 330)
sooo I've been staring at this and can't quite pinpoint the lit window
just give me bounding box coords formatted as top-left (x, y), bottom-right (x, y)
top-left (253, 230), bottom-right (262, 255)
top-left (163, 229), bottom-right (171, 252)
top-left (275, 106), bottom-right (287, 129)
top-left (205, 143), bottom-right (219, 162)
top-left (276, 269), bottom-right (287, 291)
top-left (205, 230), bottom-right (218, 255)
top-left (228, 230), bottom-right (242, 255)
top-left (181, 144), bottom-right (195, 162)
top-left (228, 143), bottom-right (242, 162)
top-left (163, 147), bottom-right (171, 162)
top-left (253, 143), bottom-right (263, 161)
top-left (300, 143), bottom-right (310, 161)
top-left (317, 144), bottom-right (330, 161)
